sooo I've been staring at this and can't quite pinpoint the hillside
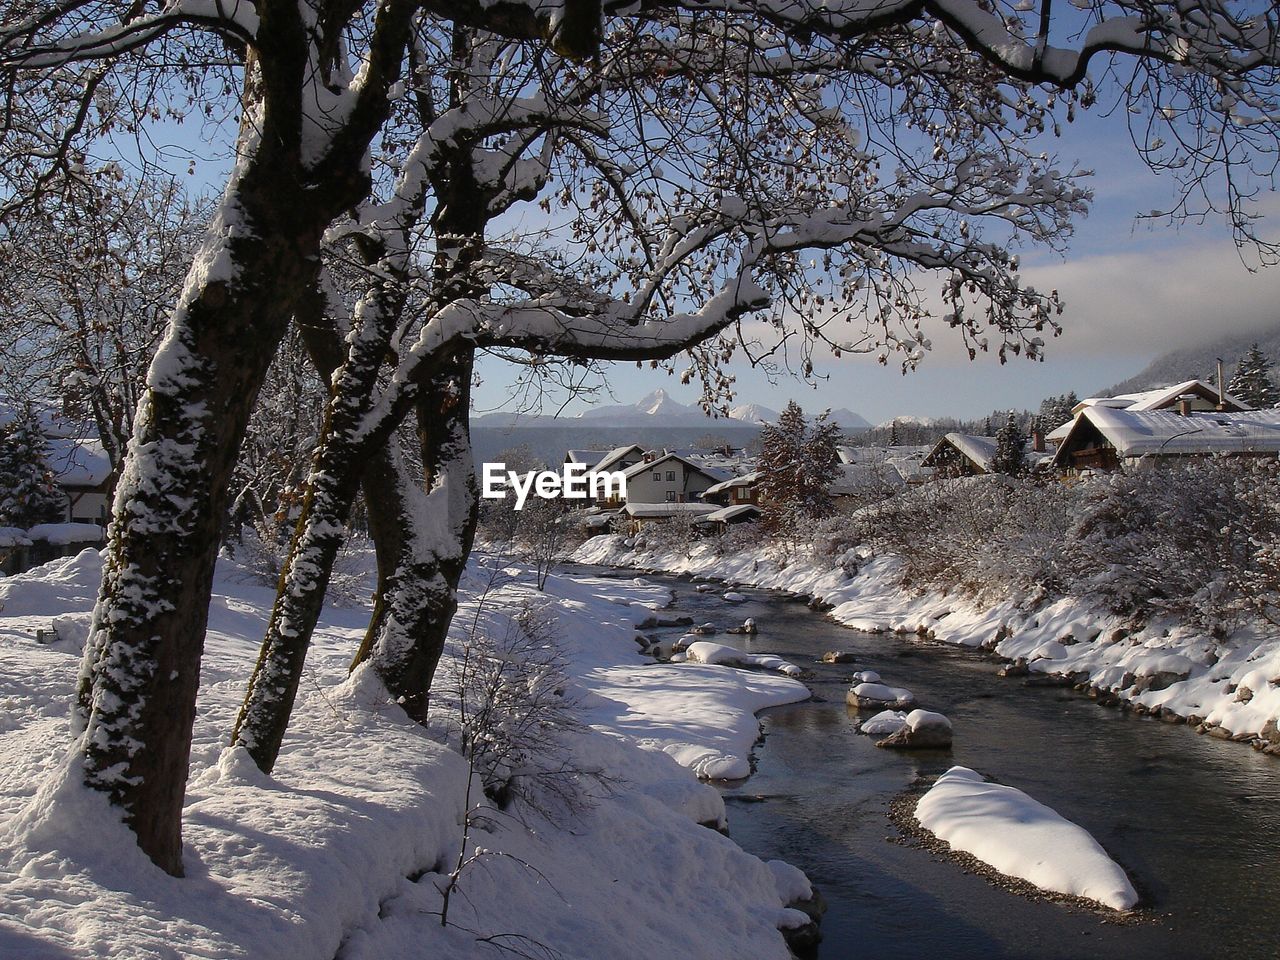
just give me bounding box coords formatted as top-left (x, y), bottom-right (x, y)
top-left (1103, 324), bottom-right (1280, 396)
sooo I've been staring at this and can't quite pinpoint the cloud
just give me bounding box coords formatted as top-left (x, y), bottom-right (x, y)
top-left (1021, 238), bottom-right (1280, 358)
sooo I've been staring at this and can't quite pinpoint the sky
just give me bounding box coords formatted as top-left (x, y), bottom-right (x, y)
top-left (472, 101), bottom-right (1280, 425)
top-left (120, 44), bottom-right (1280, 430)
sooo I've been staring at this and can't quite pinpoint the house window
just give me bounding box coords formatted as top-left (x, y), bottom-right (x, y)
top-left (666, 470), bottom-right (676, 481)
top-left (652, 471), bottom-right (661, 481)
top-left (665, 491), bottom-right (677, 502)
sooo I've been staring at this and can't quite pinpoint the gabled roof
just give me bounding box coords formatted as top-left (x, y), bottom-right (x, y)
top-left (1053, 407), bottom-right (1280, 464)
top-left (829, 461), bottom-right (905, 494)
top-left (922, 433), bottom-right (999, 472)
top-left (624, 502), bottom-right (720, 518)
top-left (1045, 419), bottom-right (1074, 442)
top-left (592, 444), bottom-right (647, 474)
top-left (702, 470), bottom-right (763, 496)
top-left (620, 451), bottom-right (728, 483)
top-left (697, 503), bottom-right (762, 524)
top-left (1074, 379), bottom-right (1251, 415)
top-left (46, 438), bottom-right (113, 488)
top-left (565, 449), bottom-right (610, 467)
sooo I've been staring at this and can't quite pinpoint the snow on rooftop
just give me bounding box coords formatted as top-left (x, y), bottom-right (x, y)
top-left (45, 438), bottom-right (112, 488)
top-left (1075, 380), bottom-right (1251, 415)
top-left (565, 449), bottom-right (609, 466)
top-left (624, 502), bottom-right (720, 518)
top-left (1062, 407), bottom-right (1280, 460)
top-left (699, 504), bottom-right (761, 524)
top-left (702, 470), bottom-right (763, 496)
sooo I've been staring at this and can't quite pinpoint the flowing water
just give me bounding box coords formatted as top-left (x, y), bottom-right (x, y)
top-left (580, 566), bottom-right (1280, 960)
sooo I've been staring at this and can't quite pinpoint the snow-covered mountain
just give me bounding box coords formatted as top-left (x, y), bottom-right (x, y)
top-left (726, 402), bottom-right (780, 424)
top-left (575, 389), bottom-right (714, 425)
top-left (472, 389), bottom-right (870, 431)
top-left (829, 408), bottom-right (872, 431)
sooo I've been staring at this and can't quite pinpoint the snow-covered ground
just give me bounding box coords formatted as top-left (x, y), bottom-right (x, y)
top-left (915, 766), bottom-right (1139, 911)
top-left (0, 548), bottom-right (811, 959)
top-left (574, 535), bottom-right (1280, 751)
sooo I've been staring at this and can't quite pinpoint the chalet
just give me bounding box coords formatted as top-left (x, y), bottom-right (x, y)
top-left (1053, 407), bottom-right (1280, 472)
top-left (701, 470), bottom-right (763, 507)
top-left (589, 444), bottom-right (648, 474)
top-left (620, 452), bottom-right (727, 505)
top-left (1073, 379), bottom-right (1251, 416)
top-left (921, 433), bottom-right (999, 476)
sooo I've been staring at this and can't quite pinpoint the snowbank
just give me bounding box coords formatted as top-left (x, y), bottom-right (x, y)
top-left (916, 766), bottom-right (1138, 911)
top-left (683, 640), bottom-right (804, 679)
top-left (0, 550), bottom-right (811, 959)
top-left (574, 535), bottom-right (1280, 752)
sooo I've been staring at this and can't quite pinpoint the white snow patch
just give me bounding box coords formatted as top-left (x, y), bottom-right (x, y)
top-left (916, 766), bottom-right (1138, 910)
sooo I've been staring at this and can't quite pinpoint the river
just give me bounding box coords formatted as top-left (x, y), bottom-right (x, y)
top-left (583, 566), bottom-right (1280, 960)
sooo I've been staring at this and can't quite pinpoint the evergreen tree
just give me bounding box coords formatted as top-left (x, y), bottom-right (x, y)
top-left (1228, 344), bottom-right (1280, 408)
top-left (758, 401), bottom-right (842, 530)
top-left (0, 402), bottom-right (63, 528)
top-left (990, 412), bottom-right (1027, 475)
top-left (888, 419), bottom-right (900, 447)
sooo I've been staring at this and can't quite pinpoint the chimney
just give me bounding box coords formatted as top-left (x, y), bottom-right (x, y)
top-left (1031, 427), bottom-right (1045, 453)
top-left (1178, 396), bottom-right (1193, 417)
top-left (1216, 357), bottom-right (1227, 410)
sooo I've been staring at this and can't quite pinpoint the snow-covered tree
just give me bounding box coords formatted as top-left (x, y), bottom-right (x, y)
top-left (0, 177), bottom-right (206, 480)
top-left (1229, 344), bottom-right (1280, 408)
top-left (990, 412), bottom-right (1027, 476)
top-left (0, 403), bottom-right (63, 529)
top-left (6, 0), bottom-right (1280, 875)
top-left (759, 402), bottom-right (842, 529)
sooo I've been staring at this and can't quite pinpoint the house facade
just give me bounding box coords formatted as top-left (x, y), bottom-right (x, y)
top-left (620, 452), bottom-right (725, 505)
top-left (1053, 407), bottom-right (1280, 472)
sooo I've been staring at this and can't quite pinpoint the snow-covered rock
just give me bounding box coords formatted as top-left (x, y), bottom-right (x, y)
top-left (723, 592), bottom-right (747, 603)
top-left (916, 767), bottom-right (1138, 910)
top-left (857, 710), bottom-right (908, 736)
top-left (875, 709), bottom-right (952, 749)
top-left (683, 641), bottom-right (803, 678)
top-left (850, 670), bottom-right (881, 684)
top-left (846, 681), bottom-right (915, 709)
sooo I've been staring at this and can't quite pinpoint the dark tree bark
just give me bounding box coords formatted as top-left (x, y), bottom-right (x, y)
top-left (73, 168), bottom-right (330, 875)
top-left (350, 349), bottom-right (479, 721)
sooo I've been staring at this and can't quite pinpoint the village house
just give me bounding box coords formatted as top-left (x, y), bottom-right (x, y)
top-left (1052, 406), bottom-right (1280, 473)
top-left (920, 432), bottom-right (1054, 477)
top-left (701, 470), bottom-right (763, 507)
top-left (618, 451), bottom-right (726, 506)
top-left (1045, 379), bottom-right (1254, 450)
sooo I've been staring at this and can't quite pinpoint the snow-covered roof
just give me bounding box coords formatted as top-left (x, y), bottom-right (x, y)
top-left (1045, 419), bottom-right (1074, 442)
top-left (1074, 379), bottom-right (1251, 415)
top-left (701, 470), bottom-right (763, 496)
top-left (923, 433), bottom-right (999, 472)
top-left (620, 452), bottom-right (728, 482)
top-left (837, 444), bottom-right (932, 464)
top-left (623, 502), bottom-right (720, 518)
top-left (697, 503), bottom-right (761, 524)
top-left (593, 444), bottom-right (646, 473)
top-left (829, 461), bottom-right (905, 494)
top-left (46, 438), bottom-right (113, 488)
top-left (26, 522), bottom-right (105, 545)
top-left (565, 449), bottom-right (609, 467)
top-left (1054, 407), bottom-right (1280, 463)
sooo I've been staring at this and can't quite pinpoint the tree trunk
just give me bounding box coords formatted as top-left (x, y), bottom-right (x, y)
top-left (351, 349), bottom-right (479, 722)
top-left (73, 176), bottom-right (326, 876)
top-left (231, 256), bottom-right (421, 772)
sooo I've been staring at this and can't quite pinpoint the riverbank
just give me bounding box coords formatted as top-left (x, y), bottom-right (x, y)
top-left (573, 534), bottom-right (1280, 755)
top-left (0, 549), bottom-right (811, 959)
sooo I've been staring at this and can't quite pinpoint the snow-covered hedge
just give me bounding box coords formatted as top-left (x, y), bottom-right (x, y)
top-left (860, 461), bottom-right (1280, 632)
